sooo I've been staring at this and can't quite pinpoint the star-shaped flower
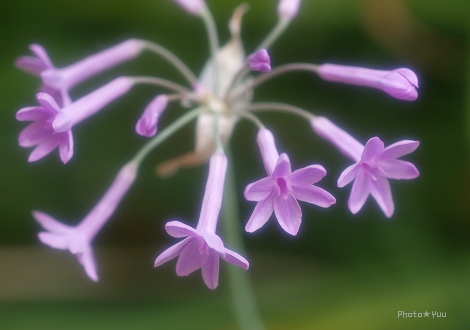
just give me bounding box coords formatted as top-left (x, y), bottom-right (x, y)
top-left (244, 129), bottom-right (335, 235)
top-left (312, 116), bottom-right (420, 217)
top-left (338, 137), bottom-right (420, 217)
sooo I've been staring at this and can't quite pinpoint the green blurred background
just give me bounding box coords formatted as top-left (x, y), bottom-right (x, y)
top-left (1, 0), bottom-right (469, 329)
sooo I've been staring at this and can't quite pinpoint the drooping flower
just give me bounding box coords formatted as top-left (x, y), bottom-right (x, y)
top-left (311, 116), bottom-right (420, 217)
top-left (33, 162), bottom-right (138, 281)
top-left (16, 77), bottom-right (134, 163)
top-left (154, 151), bottom-right (249, 289)
top-left (317, 64), bottom-right (419, 101)
top-left (244, 129), bottom-right (336, 235)
top-left (135, 95), bottom-right (168, 137)
top-left (15, 40), bottom-right (144, 106)
top-left (247, 49), bottom-right (271, 72)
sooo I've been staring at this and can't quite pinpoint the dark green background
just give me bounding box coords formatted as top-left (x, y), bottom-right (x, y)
top-left (1, 0), bottom-right (469, 329)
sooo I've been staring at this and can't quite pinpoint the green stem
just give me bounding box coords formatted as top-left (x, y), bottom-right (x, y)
top-left (256, 19), bottom-right (290, 51)
top-left (222, 147), bottom-right (265, 330)
top-left (142, 40), bottom-right (198, 85)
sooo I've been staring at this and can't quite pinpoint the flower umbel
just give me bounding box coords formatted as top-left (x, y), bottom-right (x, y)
top-left (154, 152), bottom-right (249, 289)
top-left (15, 0), bottom-right (421, 295)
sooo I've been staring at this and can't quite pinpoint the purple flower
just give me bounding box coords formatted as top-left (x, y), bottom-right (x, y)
top-left (247, 49), bottom-right (271, 73)
top-left (311, 116), bottom-right (420, 217)
top-left (278, 0), bottom-right (301, 20)
top-left (16, 77), bottom-right (134, 163)
top-left (33, 163), bottom-right (138, 281)
top-left (317, 64), bottom-right (419, 101)
top-left (172, 0), bottom-right (205, 15)
top-left (16, 40), bottom-right (144, 106)
top-left (154, 152), bottom-right (249, 289)
top-left (135, 95), bottom-right (168, 137)
top-left (244, 129), bottom-right (335, 235)
top-left (16, 93), bottom-right (73, 163)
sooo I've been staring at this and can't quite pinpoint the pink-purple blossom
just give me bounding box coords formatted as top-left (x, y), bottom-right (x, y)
top-left (312, 116), bottom-right (420, 217)
top-left (244, 129), bottom-right (335, 235)
top-left (135, 95), bottom-right (168, 137)
top-left (317, 64), bottom-right (419, 101)
top-left (33, 162), bottom-right (138, 281)
top-left (16, 77), bottom-right (133, 163)
top-left (247, 49), bottom-right (271, 73)
top-left (16, 93), bottom-right (73, 163)
top-left (15, 40), bottom-right (144, 107)
top-left (154, 152), bottom-right (249, 289)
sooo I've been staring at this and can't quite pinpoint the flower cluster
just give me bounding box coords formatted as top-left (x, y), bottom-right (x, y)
top-left (15, 0), bottom-right (420, 289)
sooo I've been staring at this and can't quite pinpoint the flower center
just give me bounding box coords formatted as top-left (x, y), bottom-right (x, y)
top-left (276, 177), bottom-right (290, 199)
top-left (361, 161), bottom-right (384, 181)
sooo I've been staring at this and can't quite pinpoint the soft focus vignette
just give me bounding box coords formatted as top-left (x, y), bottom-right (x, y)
top-left (1, 0), bottom-right (469, 330)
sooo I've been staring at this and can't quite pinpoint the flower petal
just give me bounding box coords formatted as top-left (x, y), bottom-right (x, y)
top-left (15, 44), bottom-right (53, 75)
top-left (379, 159), bottom-right (420, 180)
top-left (382, 140), bottom-right (420, 159)
top-left (347, 170), bottom-right (371, 214)
top-left (201, 250), bottom-right (219, 290)
top-left (58, 131), bottom-right (74, 164)
top-left (16, 106), bottom-right (52, 122)
top-left (37, 93), bottom-right (61, 112)
top-left (37, 232), bottom-right (70, 250)
top-left (18, 122), bottom-right (53, 147)
top-left (245, 193), bottom-right (275, 233)
top-left (273, 194), bottom-right (302, 236)
top-left (272, 153), bottom-right (292, 178)
top-left (202, 231), bottom-right (226, 255)
top-left (221, 248), bottom-right (249, 270)
top-left (292, 185), bottom-right (336, 208)
top-left (290, 164), bottom-right (327, 185)
top-left (32, 211), bottom-right (72, 233)
top-left (165, 221), bottom-right (198, 238)
top-left (28, 138), bottom-right (58, 162)
top-left (154, 238), bottom-right (189, 267)
top-left (369, 176), bottom-right (394, 217)
top-left (244, 177), bottom-right (275, 201)
top-left (176, 239), bottom-right (208, 276)
top-left (362, 137), bottom-right (384, 162)
top-left (75, 245), bottom-right (99, 282)
top-left (337, 163), bottom-right (358, 188)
